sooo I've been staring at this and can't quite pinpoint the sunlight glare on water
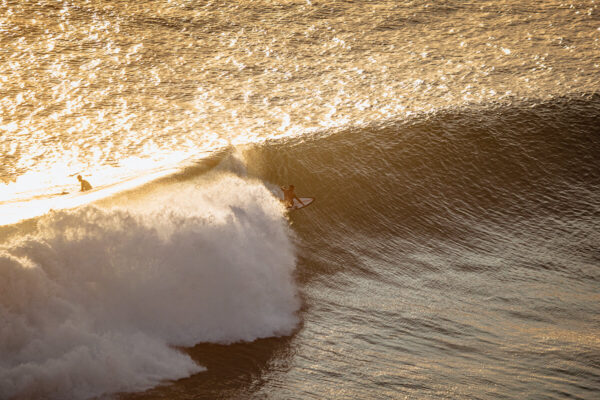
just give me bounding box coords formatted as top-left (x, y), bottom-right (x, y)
top-left (1, 0), bottom-right (599, 216)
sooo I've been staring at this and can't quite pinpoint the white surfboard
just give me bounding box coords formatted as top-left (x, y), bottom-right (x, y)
top-left (286, 197), bottom-right (314, 211)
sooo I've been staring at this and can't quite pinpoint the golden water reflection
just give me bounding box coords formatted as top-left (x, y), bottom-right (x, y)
top-left (1, 0), bottom-right (599, 220)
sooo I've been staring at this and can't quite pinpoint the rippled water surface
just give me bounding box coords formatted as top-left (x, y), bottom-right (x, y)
top-left (1, 0), bottom-right (599, 197)
top-left (1, 1), bottom-right (599, 400)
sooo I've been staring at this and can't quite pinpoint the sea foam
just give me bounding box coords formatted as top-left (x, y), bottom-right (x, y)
top-left (0, 174), bottom-right (299, 400)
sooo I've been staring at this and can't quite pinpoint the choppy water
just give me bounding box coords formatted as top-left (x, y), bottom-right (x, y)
top-left (1, 1), bottom-right (599, 399)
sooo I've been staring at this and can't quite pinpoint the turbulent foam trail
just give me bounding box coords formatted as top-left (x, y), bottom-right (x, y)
top-left (0, 174), bottom-right (299, 400)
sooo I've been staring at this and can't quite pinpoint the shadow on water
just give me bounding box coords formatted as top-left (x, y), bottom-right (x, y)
top-left (119, 335), bottom-right (295, 400)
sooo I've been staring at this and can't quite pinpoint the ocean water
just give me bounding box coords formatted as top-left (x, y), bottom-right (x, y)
top-left (1, 1), bottom-right (599, 399)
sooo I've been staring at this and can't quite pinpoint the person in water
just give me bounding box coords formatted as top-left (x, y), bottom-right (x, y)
top-left (77, 175), bottom-right (92, 192)
top-left (280, 184), bottom-right (304, 208)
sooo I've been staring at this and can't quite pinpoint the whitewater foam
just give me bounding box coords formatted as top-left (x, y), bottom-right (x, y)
top-left (0, 174), bottom-right (299, 400)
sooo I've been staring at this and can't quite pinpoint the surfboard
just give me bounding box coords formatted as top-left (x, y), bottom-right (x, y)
top-left (286, 197), bottom-right (314, 211)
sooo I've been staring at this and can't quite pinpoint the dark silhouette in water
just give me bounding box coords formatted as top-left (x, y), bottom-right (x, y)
top-left (77, 175), bottom-right (92, 192)
top-left (280, 185), bottom-right (304, 208)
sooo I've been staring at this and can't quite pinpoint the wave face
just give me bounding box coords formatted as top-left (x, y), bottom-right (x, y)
top-left (233, 94), bottom-right (600, 399)
top-left (0, 174), bottom-right (299, 400)
top-left (249, 94), bottom-right (600, 235)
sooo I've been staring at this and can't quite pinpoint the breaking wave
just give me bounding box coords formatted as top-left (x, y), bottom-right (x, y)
top-left (0, 174), bottom-right (299, 400)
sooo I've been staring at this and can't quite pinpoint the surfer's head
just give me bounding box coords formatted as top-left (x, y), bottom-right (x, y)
top-left (289, 185), bottom-right (295, 190)
top-left (77, 175), bottom-right (82, 181)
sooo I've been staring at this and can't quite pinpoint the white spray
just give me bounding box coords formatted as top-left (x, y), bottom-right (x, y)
top-left (0, 174), bottom-right (299, 400)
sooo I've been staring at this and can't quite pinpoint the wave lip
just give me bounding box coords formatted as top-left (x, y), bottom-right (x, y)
top-left (0, 176), bottom-right (300, 400)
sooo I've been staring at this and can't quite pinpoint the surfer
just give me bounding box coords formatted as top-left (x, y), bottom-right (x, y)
top-left (77, 175), bottom-right (92, 192)
top-left (280, 184), bottom-right (304, 208)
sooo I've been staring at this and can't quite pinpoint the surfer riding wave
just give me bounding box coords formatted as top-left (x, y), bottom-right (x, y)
top-left (280, 185), bottom-right (304, 209)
